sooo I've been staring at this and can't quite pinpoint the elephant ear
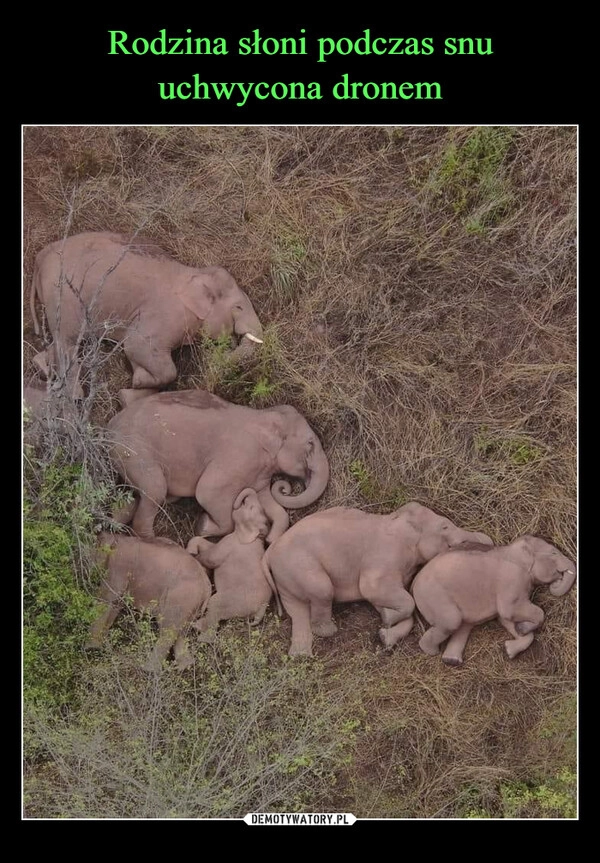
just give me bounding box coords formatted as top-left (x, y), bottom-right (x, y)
top-left (177, 275), bottom-right (216, 322)
top-left (253, 413), bottom-right (286, 466)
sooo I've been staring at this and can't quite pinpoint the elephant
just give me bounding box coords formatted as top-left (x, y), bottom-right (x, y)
top-left (86, 532), bottom-right (212, 672)
top-left (186, 488), bottom-right (279, 642)
top-left (29, 232), bottom-right (264, 400)
top-left (107, 389), bottom-right (329, 544)
top-left (412, 535), bottom-right (577, 666)
top-left (262, 502), bottom-right (493, 656)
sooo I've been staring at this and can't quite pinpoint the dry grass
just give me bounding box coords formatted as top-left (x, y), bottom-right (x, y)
top-left (23, 125), bottom-right (576, 819)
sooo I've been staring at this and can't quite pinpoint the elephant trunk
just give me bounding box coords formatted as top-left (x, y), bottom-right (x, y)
top-left (469, 531), bottom-right (494, 547)
top-left (230, 308), bottom-right (264, 360)
top-left (549, 565), bottom-right (576, 597)
top-left (270, 439), bottom-right (329, 509)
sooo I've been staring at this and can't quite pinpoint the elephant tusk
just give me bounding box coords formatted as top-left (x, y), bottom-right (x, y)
top-left (565, 570), bottom-right (574, 575)
top-left (243, 333), bottom-right (263, 344)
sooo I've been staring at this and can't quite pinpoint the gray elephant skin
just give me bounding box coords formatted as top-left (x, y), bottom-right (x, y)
top-left (412, 535), bottom-right (576, 666)
top-left (86, 532), bottom-right (212, 672)
top-left (29, 232), bottom-right (264, 398)
top-left (262, 502), bottom-right (493, 656)
top-left (107, 389), bottom-right (329, 543)
top-left (186, 488), bottom-right (277, 642)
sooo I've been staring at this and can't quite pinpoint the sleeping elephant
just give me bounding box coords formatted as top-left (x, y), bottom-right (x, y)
top-left (262, 502), bottom-right (493, 656)
top-left (29, 232), bottom-right (264, 399)
top-left (412, 535), bottom-right (576, 665)
top-left (86, 532), bottom-right (212, 672)
top-left (107, 389), bottom-right (329, 544)
top-left (186, 488), bottom-right (277, 642)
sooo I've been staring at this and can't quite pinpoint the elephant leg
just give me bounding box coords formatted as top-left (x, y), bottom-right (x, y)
top-left (377, 606), bottom-right (406, 627)
top-left (500, 617), bottom-right (535, 659)
top-left (111, 495), bottom-right (138, 526)
top-left (194, 471), bottom-right (236, 538)
top-left (300, 566), bottom-right (336, 637)
top-left (124, 330), bottom-right (178, 390)
top-left (441, 623), bottom-right (473, 666)
top-left (130, 468), bottom-right (168, 539)
top-left (193, 594), bottom-right (223, 643)
top-left (143, 628), bottom-right (178, 672)
top-left (419, 624), bottom-right (455, 656)
top-left (510, 601), bottom-right (544, 635)
top-left (280, 591), bottom-right (313, 657)
top-left (256, 488), bottom-right (290, 545)
top-left (85, 602), bottom-right (120, 649)
top-left (52, 340), bottom-right (84, 399)
top-left (310, 597), bottom-right (338, 637)
top-left (32, 348), bottom-right (51, 379)
top-left (360, 571), bottom-right (415, 629)
top-left (85, 575), bottom-right (128, 648)
top-left (378, 616), bottom-right (415, 649)
top-left (173, 635), bottom-right (195, 671)
top-left (251, 601), bottom-right (269, 625)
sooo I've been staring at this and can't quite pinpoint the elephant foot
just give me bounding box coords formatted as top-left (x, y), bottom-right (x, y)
top-left (515, 620), bottom-right (536, 636)
top-left (378, 627), bottom-right (397, 651)
top-left (311, 620), bottom-right (338, 637)
top-left (289, 644), bottom-right (313, 657)
top-left (418, 633), bottom-right (441, 656)
top-left (442, 655), bottom-right (463, 667)
top-left (84, 639), bottom-right (103, 651)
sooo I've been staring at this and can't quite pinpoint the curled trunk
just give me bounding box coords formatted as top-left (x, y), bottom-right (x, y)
top-left (550, 566), bottom-right (577, 596)
top-left (270, 439), bottom-right (329, 509)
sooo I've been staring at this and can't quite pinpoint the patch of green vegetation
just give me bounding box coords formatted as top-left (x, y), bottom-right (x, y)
top-left (474, 425), bottom-right (545, 466)
top-left (500, 768), bottom-right (576, 819)
top-left (249, 376), bottom-right (278, 404)
top-left (349, 459), bottom-right (378, 498)
top-left (23, 460), bottom-right (104, 712)
top-left (23, 631), bottom-right (363, 818)
top-left (271, 231), bottom-right (307, 298)
top-left (428, 127), bottom-right (515, 233)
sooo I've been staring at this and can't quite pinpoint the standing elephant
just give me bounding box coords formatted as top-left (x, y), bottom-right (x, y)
top-left (262, 502), bottom-right (493, 656)
top-left (29, 232), bottom-right (264, 399)
top-left (412, 535), bottom-right (576, 666)
top-left (186, 488), bottom-right (277, 642)
top-left (86, 532), bottom-right (212, 672)
top-left (107, 389), bottom-right (329, 544)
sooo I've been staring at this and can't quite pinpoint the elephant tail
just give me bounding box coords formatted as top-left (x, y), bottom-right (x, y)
top-left (30, 265), bottom-right (41, 336)
top-left (261, 550), bottom-right (283, 617)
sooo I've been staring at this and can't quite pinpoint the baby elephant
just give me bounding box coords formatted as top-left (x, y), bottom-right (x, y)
top-left (412, 535), bottom-right (576, 666)
top-left (87, 532), bottom-right (212, 672)
top-left (186, 488), bottom-right (276, 642)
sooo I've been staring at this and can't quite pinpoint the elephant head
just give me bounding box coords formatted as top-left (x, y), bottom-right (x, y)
top-left (180, 266), bottom-right (263, 353)
top-left (510, 536), bottom-right (576, 596)
top-left (397, 502), bottom-right (494, 563)
top-left (267, 406), bottom-right (330, 509)
top-left (232, 488), bottom-right (270, 544)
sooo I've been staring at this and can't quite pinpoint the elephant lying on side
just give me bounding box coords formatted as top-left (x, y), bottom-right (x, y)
top-left (186, 488), bottom-right (278, 641)
top-left (107, 389), bottom-right (329, 543)
top-left (86, 532), bottom-right (212, 672)
top-left (30, 232), bottom-right (264, 399)
top-left (263, 502), bottom-right (493, 656)
top-left (413, 535), bottom-right (576, 666)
